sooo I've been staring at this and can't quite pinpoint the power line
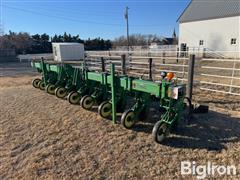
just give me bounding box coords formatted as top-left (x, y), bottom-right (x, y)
top-left (4, 5), bottom-right (125, 26)
top-left (4, 5), bottom-right (176, 28)
top-left (125, 6), bottom-right (130, 51)
top-left (16, 4), bottom-right (124, 18)
top-left (0, 0), bottom-right (3, 35)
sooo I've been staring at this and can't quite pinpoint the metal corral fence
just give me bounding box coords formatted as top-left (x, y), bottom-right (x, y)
top-left (85, 53), bottom-right (240, 96)
top-left (18, 51), bottom-right (240, 96)
top-left (86, 50), bottom-right (187, 58)
top-left (85, 53), bottom-right (189, 82)
top-left (198, 58), bottom-right (240, 96)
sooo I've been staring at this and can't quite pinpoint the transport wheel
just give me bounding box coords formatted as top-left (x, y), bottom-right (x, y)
top-left (121, 109), bottom-right (135, 129)
top-left (152, 121), bottom-right (168, 143)
top-left (80, 95), bottom-right (94, 110)
top-left (55, 87), bottom-right (67, 98)
top-left (39, 81), bottom-right (45, 90)
top-left (98, 101), bottom-right (112, 118)
top-left (32, 78), bottom-right (41, 88)
top-left (45, 84), bottom-right (56, 95)
top-left (67, 91), bottom-right (81, 104)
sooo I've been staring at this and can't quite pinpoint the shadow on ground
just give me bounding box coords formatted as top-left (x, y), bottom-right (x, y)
top-left (131, 110), bottom-right (240, 151)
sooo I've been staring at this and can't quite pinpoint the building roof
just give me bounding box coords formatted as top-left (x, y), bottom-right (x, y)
top-left (178, 0), bottom-right (240, 23)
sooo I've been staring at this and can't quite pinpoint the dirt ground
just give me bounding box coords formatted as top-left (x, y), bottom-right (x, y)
top-left (0, 62), bottom-right (240, 179)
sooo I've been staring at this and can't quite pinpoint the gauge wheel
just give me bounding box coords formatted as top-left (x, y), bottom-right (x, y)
top-left (98, 101), bottom-right (112, 118)
top-left (67, 91), bottom-right (81, 104)
top-left (121, 109), bottom-right (136, 129)
top-left (45, 84), bottom-right (56, 95)
top-left (39, 81), bottom-right (45, 90)
top-left (152, 121), bottom-right (168, 143)
top-left (32, 78), bottom-right (41, 88)
top-left (80, 95), bottom-right (94, 110)
top-left (55, 87), bottom-right (67, 98)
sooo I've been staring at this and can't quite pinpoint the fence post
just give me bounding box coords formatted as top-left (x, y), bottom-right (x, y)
top-left (121, 54), bottom-right (126, 75)
top-left (148, 58), bottom-right (153, 80)
top-left (187, 54), bottom-right (195, 101)
top-left (163, 51), bottom-right (165, 64)
top-left (101, 57), bottom-right (105, 72)
top-left (186, 47), bottom-right (189, 57)
top-left (176, 47), bottom-right (179, 63)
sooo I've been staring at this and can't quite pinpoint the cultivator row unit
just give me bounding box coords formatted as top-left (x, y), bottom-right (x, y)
top-left (31, 59), bottom-right (190, 143)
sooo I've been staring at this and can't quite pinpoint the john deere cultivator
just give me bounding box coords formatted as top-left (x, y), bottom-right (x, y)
top-left (31, 60), bottom-right (190, 143)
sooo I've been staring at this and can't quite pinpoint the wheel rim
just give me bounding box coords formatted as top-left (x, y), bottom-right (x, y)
top-left (39, 82), bottom-right (45, 90)
top-left (124, 111), bottom-right (135, 128)
top-left (69, 92), bottom-right (80, 104)
top-left (47, 84), bottom-right (55, 94)
top-left (56, 88), bottom-right (67, 98)
top-left (100, 102), bottom-right (112, 117)
top-left (82, 96), bottom-right (94, 109)
top-left (157, 123), bottom-right (167, 142)
top-left (32, 79), bottom-right (40, 88)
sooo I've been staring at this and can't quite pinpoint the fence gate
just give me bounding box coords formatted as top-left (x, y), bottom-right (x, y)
top-left (199, 58), bottom-right (240, 96)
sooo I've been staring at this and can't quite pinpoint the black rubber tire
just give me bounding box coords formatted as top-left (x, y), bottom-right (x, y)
top-left (67, 91), bottom-right (81, 105)
top-left (55, 87), bottom-right (67, 98)
top-left (32, 78), bottom-right (41, 88)
top-left (98, 101), bottom-right (112, 118)
top-left (45, 84), bottom-right (56, 95)
top-left (152, 121), bottom-right (168, 143)
top-left (39, 81), bottom-right (45, 90)
top-left (121, 109), bottom-right (135, 129)
top-left (80, 95), bottom-right (94, 110)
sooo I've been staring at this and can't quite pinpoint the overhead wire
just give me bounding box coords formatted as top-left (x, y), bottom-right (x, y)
top-left (4, 5), bottom-right (125, 26)
top-left (4, 4), bottom-right (176, 28)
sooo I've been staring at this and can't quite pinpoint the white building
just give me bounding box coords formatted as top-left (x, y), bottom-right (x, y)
top-left (178, 0), bottom-right (240, 58)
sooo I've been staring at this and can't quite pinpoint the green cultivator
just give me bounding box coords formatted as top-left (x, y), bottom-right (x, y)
top-left (31, 59), bottom-right (190, 143)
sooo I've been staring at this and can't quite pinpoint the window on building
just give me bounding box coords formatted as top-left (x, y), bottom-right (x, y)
top-left (199, 40), bottom-right (204, 46)
top-left (231, 38), bottom-right (237, 45)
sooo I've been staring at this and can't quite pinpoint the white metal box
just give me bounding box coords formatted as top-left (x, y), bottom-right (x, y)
top-left (52, 43), bottom-right (84, 61)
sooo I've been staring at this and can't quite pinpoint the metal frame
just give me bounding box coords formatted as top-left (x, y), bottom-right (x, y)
top-left (31, 59), bottom-right (188, 143)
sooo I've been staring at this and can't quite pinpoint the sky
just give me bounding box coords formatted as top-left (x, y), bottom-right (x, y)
top-left (1, 0), bottom-right (191, 40)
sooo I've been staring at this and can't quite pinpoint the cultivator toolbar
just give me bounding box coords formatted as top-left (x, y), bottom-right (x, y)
top-left (31, 59), bottom-right (190, 143)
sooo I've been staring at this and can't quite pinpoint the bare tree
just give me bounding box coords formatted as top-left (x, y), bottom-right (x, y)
top-left (0, 31), bottom-right (32, 54)
top-left (113, 34), bottom-right (164, 48)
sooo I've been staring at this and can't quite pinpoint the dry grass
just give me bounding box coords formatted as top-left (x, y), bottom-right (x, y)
top-left (0, 62), bottom-right (240, 179)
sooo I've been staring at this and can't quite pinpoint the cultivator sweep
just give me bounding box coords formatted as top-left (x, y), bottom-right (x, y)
top-left (31, 59), bottom-right (190, 143)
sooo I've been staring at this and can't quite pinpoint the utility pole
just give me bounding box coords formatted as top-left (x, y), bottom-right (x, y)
top-left (125, 6), bottom-right (130, 52)
top-left (0, 0), bottom-right (3, 36)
